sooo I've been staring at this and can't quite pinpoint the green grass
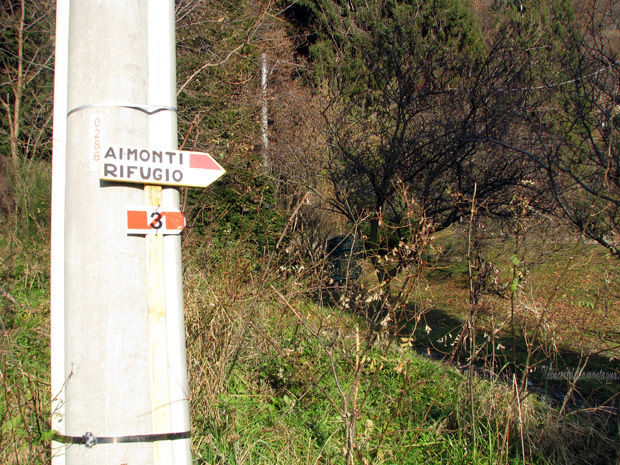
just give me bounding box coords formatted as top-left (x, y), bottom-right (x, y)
top-left (0, 231), bottom-right (51, 464)
top-left (188, 313), bottom-right (616, 464)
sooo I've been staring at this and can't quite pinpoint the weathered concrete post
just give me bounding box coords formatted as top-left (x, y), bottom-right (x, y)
top-left (51, 2), bottom-right (192, 464)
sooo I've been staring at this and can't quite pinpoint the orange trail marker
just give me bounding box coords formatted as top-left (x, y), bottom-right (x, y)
top-left (126, 206), bottom-right (186, 235)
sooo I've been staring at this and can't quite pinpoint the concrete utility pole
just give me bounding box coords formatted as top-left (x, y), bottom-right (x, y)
top-left (51, 1), bottom-right (192, 464)
top-left (50, 0), bottom-right (69, 462)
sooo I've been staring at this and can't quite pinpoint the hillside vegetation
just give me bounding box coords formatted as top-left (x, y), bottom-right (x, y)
top-left (2, 0), bottom-right (620, 464)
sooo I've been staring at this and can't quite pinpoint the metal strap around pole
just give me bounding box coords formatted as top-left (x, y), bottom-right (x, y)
top-left (54, 431), bottom-right (191, 448)
top-left (67, 102), bottom-right (178, 117)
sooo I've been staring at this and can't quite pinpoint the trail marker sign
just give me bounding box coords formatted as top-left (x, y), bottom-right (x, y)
top-left (126, 206), bottom-right (186, 235)
top-left (100, 145), bottom-right (225, 187)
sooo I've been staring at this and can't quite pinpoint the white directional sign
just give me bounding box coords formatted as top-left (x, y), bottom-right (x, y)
top-left (126, 206), bottom-right (186, 235)
top-left (100, 145), bottom-right (226, 187)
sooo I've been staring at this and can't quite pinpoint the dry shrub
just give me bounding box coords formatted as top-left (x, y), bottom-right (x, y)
top-left (0, 157), bottom-right (15, 216)
top-left (524, 406), bottom-right (618, 465)
top-left (182, 232), bottom-right (285, 421)
top-left (464, 375), bottom-right (618, 465)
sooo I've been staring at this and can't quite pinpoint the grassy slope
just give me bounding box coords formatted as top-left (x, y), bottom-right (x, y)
top-left (1, 169), bottom-right (619, 465)
top-left (183, 222), bottom-right (620, 464)
top-left (417, 224), bottom-right (620, 383)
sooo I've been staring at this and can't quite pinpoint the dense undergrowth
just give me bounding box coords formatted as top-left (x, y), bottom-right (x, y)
top-left (179, 198), bottom-right (620, 464)
top-left (1, 160), bottom-right (53, 464)
top-left (1, 156), bottom-right (620, 465)
top-left (0, 150), bottom-right (618, 464)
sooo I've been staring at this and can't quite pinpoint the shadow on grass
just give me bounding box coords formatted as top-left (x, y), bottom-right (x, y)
top-left (393, 301), bottom-right (620, 410)
top-left (310, 272), bottom-right (619, 412)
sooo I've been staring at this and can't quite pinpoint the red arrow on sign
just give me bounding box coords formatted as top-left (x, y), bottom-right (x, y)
top-left (126, 207), bottom-right (186, 235)
top-left (99, 145), bottom-right (226, 187)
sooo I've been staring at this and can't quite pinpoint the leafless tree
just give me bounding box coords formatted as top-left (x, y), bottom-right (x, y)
top-left (488, 0), bottom-right (620, 254)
